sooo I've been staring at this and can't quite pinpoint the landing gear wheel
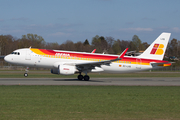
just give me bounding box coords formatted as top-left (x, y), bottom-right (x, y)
top-left (84, 75), bottom-right (90, 81)
top-left (24, 73), bottom-right (28, 77)
top-left (24, 67), bottom-right (29, 77)
top-left (78, 75), bottom-right (84, 80)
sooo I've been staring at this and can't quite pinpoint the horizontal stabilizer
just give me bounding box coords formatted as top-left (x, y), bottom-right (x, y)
top-left (0, 56), bottom-right (5, 59)
top-left (151, 62), bottom-right (172, 67)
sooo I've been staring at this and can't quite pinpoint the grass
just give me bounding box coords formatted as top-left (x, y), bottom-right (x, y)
top-left (0, 70), bottom-right (180, 78)
top-left (0, 86), bottom-right (180, 120)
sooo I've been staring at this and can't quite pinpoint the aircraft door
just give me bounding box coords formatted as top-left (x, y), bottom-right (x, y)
top-left (136, 58), bottom-right (141, 69)
top-left (25, 50), bottom-right (31, 60)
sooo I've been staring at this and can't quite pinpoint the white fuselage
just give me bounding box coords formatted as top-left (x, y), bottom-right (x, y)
top-left (4, 48), bottom-right (153, 74)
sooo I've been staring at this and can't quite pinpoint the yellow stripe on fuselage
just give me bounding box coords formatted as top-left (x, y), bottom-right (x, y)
top-left (30, 48), bottom-right (47, 56)
top-left (129, 62), bottom-right (150, 66)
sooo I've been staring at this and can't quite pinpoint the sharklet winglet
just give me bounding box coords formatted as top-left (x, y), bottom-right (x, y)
top-left (118, 48), bottom-right (128, 58)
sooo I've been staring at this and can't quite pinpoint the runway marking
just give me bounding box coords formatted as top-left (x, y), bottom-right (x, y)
top-left (0, 77), bottom-right (180, 86)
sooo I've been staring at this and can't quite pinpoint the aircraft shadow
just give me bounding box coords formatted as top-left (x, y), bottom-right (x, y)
top-left (53, 79), bottom-right (103, 82)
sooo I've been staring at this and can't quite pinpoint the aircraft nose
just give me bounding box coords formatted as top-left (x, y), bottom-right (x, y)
top-left (4, 55), bottom-right (10, 62)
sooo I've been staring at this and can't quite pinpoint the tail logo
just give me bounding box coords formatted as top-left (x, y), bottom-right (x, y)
top-left (150, 44), bottom-right (164, 55)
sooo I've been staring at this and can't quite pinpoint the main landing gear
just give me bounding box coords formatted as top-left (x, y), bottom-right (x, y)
top-left (77, 73), bottom-right (90, 81)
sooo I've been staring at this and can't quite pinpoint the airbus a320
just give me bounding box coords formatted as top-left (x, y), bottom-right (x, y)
top-left (4, 32), bottom-right (171, 81)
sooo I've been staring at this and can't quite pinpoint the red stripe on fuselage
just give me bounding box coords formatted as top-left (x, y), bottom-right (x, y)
top-left (37, 49), bottom-right (168, 64)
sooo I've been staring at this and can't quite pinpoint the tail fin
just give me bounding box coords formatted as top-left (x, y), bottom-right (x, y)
top-left (138, 32), bottom-right (171, 60)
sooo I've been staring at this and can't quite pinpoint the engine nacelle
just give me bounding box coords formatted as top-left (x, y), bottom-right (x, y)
top-left (51, 65), bottom-right (76, 75)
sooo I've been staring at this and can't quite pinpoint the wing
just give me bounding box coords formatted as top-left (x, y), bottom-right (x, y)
top-left (75, 48), bottom-right (128, 72)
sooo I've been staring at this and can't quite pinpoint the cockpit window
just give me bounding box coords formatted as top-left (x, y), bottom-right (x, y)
top-left (11, 52), bottom-right (20, 55)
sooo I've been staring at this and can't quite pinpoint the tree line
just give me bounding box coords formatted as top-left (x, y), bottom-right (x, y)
top-left (0, 33), bottom-right (180, 59)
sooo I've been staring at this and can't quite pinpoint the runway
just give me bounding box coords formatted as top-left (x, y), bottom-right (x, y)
top-left (0, 77), bottom-right (180, 86)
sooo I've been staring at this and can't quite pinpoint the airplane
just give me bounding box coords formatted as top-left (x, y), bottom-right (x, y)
top-left (4, 32), bottom-right (171, 81)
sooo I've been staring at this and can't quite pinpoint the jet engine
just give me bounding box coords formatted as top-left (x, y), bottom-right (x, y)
top-left (51, 65), bottom-right (76, 75)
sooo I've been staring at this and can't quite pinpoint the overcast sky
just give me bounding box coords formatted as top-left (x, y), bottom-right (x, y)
top-left (0, 0), bottom-right (180, 44)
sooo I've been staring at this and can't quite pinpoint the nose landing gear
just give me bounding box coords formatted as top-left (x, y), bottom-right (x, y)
top-left (24, 73), bottom-right (28, 77)
top-left (24, 67), bottom-right (29, 77)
